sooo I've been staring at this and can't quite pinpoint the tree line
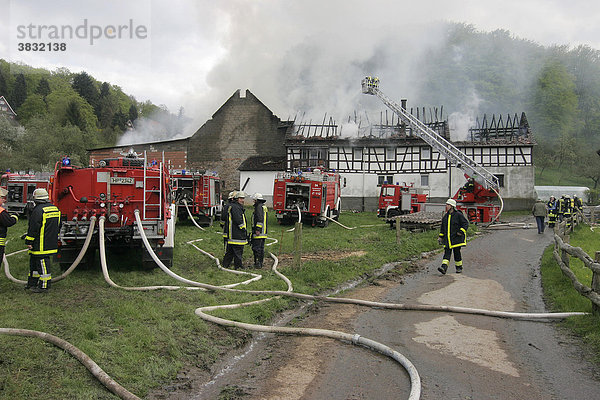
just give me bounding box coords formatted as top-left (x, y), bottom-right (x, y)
top-left (0, 60), bottom-right (180, 172)
top-left (415, 23), bottom-right (600, 198)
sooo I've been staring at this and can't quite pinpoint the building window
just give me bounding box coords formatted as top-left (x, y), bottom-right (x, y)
top-left (421, 147), bottom-right (431, 159)
top-left (386, 147), bottom-right (395, 160)
top-left (420, 174), bottom-right (429, 187)
top-left (378, 174), bottom-right (394, 186)
top-left (495, 174), bottom-right (505, 188)
top-left (354, 148), bottom-right (363, 160)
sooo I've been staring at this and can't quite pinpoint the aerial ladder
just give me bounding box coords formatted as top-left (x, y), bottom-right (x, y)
top-left (361, 77), bottom-right (500, 190)
top-left (361, 77), bottom-right (503, 222)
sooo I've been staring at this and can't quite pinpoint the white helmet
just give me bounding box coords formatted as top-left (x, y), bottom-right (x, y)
top-left (33, 188), bottom-right (49, 200)
top-left (252, 193), bottom-right (264, 201)
top-left (235, 191), bottom-right (246, 199)
top-left (228, 191), bottom-right (236, 200)
top-left (446, 198), bottom-right (457, 207)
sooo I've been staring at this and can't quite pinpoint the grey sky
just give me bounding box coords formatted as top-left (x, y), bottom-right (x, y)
top-left (1, 0), bottom-right (599, 136)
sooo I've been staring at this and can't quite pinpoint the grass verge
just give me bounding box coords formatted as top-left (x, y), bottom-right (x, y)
top-left (540, 223), bottom-right (600, 363)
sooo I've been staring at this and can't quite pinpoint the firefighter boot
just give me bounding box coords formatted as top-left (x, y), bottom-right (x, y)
top-left (437, 264), bottom-right (447, 275)
top-left (25, 274), bottom-right (39, 290)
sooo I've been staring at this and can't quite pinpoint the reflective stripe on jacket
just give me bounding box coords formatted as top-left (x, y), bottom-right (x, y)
top-left (26, 202), bottom-right (60, 255)
top-left (252, 203), bottom-right (268, 239)
top-left (227, 202), bottom-right (247, 245)
top-left (439, 209), bottom-right (469, 249)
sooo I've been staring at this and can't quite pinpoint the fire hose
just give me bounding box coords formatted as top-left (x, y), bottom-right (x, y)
top-left (0, 328), bottom-right (140, 400)
top-left (3, 216), bottom-right (97, 284)
top-left (182, 199), bottom-right (205, 231)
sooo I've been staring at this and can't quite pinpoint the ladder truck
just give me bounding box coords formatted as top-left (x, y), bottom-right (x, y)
top-left (361, 77), bottom-right (502, 223)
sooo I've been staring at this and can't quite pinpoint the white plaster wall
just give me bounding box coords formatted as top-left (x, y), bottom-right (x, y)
top-left (239, 171), bottom-right (282, 206)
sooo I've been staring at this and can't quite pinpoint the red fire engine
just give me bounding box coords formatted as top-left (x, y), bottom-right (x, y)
top-left (0, 172), bottom-right (51, 216)
top-left (273, 168), bottom-right (342, 227)
top-left (453, 174), bottom-right (500, 223)
top-left (377, 182), bottom-right (428, 218)
top-left (50, 151), bottom-right (175, 269)
top-left (170, 170), bottom-right (222, 225)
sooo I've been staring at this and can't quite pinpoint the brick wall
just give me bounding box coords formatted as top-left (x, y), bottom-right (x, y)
top-left (188, 90), bottom-right (286, 191)
top-left (89, 140), bottom-right (188, 169)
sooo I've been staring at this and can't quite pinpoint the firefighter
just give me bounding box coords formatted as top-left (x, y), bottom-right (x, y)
top-left (250, 193), bottom-right (268, 268)
top-left (573, 195), bottom-right (582, 214)
top-left (222, 191), bottom-right (247, 270)
top-left (437, 198), bottom-right (469, 275)
top-left (25, 188), bottom-right (60, 293)
top-left (563, 194), bottom-right (573, 230)
top-left (547, 196), bottom-right (558, 229)
top-left (221, 191), bottom-right (236, 250)
top-left (0, 187), bottom-right (19, 264)
top-left (557, 195), bottom-right (564, 221)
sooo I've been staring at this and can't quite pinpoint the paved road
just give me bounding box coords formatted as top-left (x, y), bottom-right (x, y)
top-left (301, 225), bottom-right (600, 399)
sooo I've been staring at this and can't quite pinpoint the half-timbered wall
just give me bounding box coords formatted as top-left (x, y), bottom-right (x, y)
top-left (458, 145), bottom-right (532, 166)
top-left (286, 142), bottom-right (534, 211)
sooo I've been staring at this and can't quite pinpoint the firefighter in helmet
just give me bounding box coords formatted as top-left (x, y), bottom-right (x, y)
top-left (437, 198), bottom-right (469, 275)
top-left (25, 188), bottom-right (60, 292)
top-left (250, 193), bottom-right (268, 268)
top-left (222, 191), bottom-right (247, 270)
top-left (0, 187), bottom-right (19, 264)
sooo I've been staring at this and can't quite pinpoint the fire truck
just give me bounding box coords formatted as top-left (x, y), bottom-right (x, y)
top-left (50, 151), bottom-right (175, 269)
top-left (362, 77), bottom-right (502, 223)
top-left (377, 182), bottom-right (428, 218)
top-left (453, 174), bottom-right (500, 223)
top-left (273, 168), bottom-right (342, 227)
top-left (0, 172), bottom-right (51, 216)
top-left (170, 170), bottom-right (222, 225)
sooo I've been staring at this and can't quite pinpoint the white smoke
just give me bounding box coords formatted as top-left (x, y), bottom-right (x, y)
top-left (448, 90), bottom-right (485, 141)
top-left (181, 1), bottom-right (449, 133)
top-left (117, 111), bottom-right (190, 146)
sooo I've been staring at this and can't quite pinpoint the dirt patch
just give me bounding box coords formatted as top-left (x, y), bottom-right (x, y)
top-left (277, 250), bottom-right (367, 263)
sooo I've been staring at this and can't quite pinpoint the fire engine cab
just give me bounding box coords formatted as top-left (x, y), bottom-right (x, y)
top-left (50, 151), bottom-right (175, 269)
top-left (273, 168), bottom-right (342, 227)
top-left (170, 170), bottom-right (222, 225)
top-left (453, 174), bottom-right (500, 223)
top-left (377, 182), bottom-right (427, 218)
top-left (0, 172), bottom-right (51, 216)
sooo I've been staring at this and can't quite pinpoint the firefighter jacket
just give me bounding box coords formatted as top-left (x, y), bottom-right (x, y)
top-left (25, 201), bottom-right (60, 256)
top-left (558, 197), bottom-right (566, 215)
top-left (547, 199), bottom-right (558, 220)
top-left (252, 202), bottom-right (268, 239)
top-left (439, 209), bottom-right (469, 249)
top-left (221, 199), bottom-right (234, 239)
top-left (574, 197), bottom-right (583, 212)
top-left (0, 206), bottom-right (18, 247)
top-left (227, 202), bottom-right (247, 245)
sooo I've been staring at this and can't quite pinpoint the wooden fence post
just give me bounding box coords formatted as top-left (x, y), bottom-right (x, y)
top-left (561, 234), bottom-right (570, 272)
top-left (593, 251), bottom-right (600, 316)
top-left (396, 216), bottom-right (401, 244)
top-left (293, 222), bottom-right (302, 268)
